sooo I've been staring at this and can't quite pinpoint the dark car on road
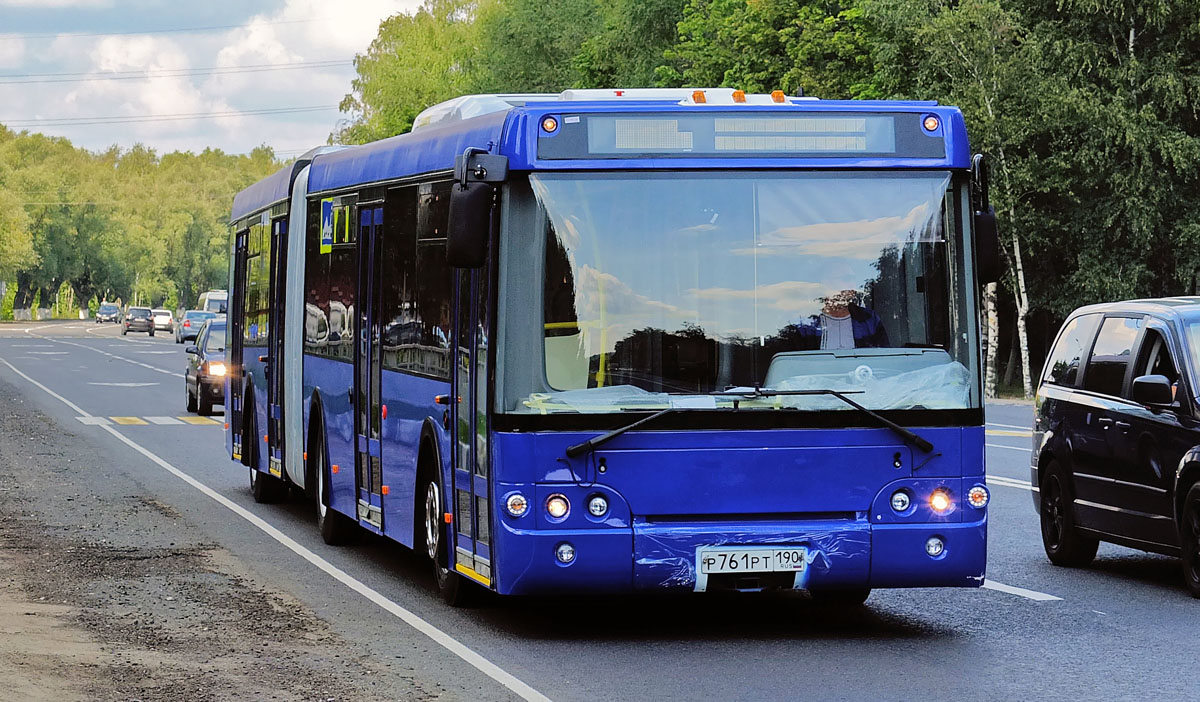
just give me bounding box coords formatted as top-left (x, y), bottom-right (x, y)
top-left (122, 306), bottom-right (155, 336)
top-left (175, 310), bottom-right (217, 344)
top-left (95, 303), bottom-right (121, 323)
top-left (185, 319), bottom-right (225, 415)
top-left (1034, 297), bottom-right (1200, 597)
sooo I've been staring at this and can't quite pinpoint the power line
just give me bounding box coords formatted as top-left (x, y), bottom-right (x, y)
top-left (0, 60), bottom-right (353, 85)
top-left (3, 105), bottom-right (338, 128)
top-left (0, 17), bottom-right (330, 42)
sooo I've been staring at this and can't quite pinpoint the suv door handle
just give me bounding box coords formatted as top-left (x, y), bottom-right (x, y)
top-left (1097, 417), bottom-right (1114, 428)
top-left (1115, 420), bottom-right (1131, 431)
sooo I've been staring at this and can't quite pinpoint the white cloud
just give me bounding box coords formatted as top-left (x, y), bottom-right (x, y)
top-left (0, 35), bottom-right (25, 68)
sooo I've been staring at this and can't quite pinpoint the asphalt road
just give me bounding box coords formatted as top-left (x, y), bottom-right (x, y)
top-left (0, 321), bottom-right (1196, 701)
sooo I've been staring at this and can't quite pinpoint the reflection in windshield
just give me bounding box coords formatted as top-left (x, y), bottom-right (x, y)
top-left (499, 171), bottom-right (977, 414)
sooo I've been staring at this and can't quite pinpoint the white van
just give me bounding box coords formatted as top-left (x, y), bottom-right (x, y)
top-left (197, 290), bottom-right (228, 314)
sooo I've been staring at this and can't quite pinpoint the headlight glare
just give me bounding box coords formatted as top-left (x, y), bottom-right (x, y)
top-left (929, 488), bottom-right (952, 513)
top-left (546, 494), bottom-right (570, 519)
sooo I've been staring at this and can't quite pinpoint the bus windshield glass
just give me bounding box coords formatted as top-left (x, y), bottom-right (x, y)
top-left (498, 170), bottom-right (978, 414)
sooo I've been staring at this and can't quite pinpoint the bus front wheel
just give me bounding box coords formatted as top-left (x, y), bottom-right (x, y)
top-left (423, 474), bottom-right (471, 606)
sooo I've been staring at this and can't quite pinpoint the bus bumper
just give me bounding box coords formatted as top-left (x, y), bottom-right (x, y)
top-left (494, 514), bottom-right (986, 595)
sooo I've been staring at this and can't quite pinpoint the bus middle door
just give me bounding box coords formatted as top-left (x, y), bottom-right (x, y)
top-left (451, 268), bottom-right (492, 587)
top-left (354, 206), bottom-right (384, 528)
top-left (266, 216), bottom-right (287, 478)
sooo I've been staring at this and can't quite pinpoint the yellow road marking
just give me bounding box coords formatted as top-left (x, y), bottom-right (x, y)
top-left (177, 416), bottom-right (220, 425)
top-left (110, 416), bottom-right (148, 425)
top-left (986, 429), bottom-right (1031, 437)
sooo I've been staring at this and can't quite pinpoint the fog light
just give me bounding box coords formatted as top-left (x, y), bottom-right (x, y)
top-left (555, 542), bottom-right (576, 564)
top-left (504, 492), bottom-right (529, 518)
top-left (929, 489), bottom-right (952, 513)
top-left (967, 485), bottom-right (990, 509)
top-left (588, 495), bottom-right (608, 517)
top-left (925, 536), bottom-right (945, 557)
top-left (546, 494), bottom-right (570, 519)
top-left (890, 490), bottom-right (911, 512)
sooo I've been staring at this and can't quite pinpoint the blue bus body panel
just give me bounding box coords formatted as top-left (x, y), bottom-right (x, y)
top-left (303, 357), bottom-right (453, 547)
top-left (489, 426), bottom-right (986, 595)
top-left (231, 164), bottom-right (296, 221)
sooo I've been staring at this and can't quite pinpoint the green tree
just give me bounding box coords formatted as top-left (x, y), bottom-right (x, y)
top-left (574, 0), bottom-right (686, 88)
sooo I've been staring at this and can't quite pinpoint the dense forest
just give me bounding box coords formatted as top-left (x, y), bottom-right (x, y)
top-left (0, 132), bottom-right (279, 317)
top-left (1, 0), bottom-right (1197, 397)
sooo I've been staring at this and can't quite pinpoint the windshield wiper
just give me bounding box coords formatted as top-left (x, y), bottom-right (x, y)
top-left (714, 388), bottom-right (935, 453)
top-left (565, 406), bottom-right (684, 458)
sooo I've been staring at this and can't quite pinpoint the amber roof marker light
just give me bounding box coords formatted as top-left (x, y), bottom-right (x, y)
top-left (923, 115), bottom-right (940, 132)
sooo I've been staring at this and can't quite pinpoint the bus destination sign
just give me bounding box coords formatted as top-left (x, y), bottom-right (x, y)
top-left (537, 111), bottom-right (946, 160)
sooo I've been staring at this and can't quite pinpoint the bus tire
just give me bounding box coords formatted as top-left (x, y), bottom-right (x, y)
top-left (1040, 459), bottom-right (1098, 567)
top-left (421, 462), bottom-right (471, 606)
top-left (314, 430), bottom-right (355, 545)
top-left (250, 466), bottom-right (284, 503)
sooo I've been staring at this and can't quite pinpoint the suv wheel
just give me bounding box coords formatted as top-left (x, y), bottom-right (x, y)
top-left (1040, 460), bottom-right (1099, 567)
top-left (1180, 483), bottom-right (1200, 598)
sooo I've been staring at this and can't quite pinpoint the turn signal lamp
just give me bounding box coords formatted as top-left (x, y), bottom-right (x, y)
top-left (546, 494), bottom-right (570, 519)
top-left (929, 489), bottom-right (952, 513)
top-left (967, 485), bottom-right (990, 509)
top-left (541, 116), bottom-right (559, 133)
top-left (505, 492), bottom-right (529, 518)
top-left (923, 115), bottom-right (940, 132)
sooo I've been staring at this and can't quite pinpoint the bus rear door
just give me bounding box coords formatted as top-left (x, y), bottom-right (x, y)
top-left (266, 216), bottom-right (288, 478)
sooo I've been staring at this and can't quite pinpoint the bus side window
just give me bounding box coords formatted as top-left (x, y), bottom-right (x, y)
top-left (416, 181), bottom-right (453, 379)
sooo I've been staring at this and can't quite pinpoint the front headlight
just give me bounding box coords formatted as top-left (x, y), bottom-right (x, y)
top-left (207, 362), bottom-right (227, 377)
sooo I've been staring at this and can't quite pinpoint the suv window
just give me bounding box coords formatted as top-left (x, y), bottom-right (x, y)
top-left (1082, 316), bottom-right (1143, 397)
top-left (1134, 328), bottom-right (1182, 402)
top-left (1044, 313), bottom-right (1101, 387)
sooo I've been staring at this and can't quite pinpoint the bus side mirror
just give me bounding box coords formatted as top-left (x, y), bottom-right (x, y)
top-left (447, 181), bottom-right (495, 269)
top-left (975, 207), bottom-right (1000, 284)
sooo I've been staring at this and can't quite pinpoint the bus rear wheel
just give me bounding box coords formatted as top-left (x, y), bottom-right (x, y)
top-left (249, 466), bottom-right (284, 503)
top-left (423, 474), bottom-right (471, 606)
top-left (315, 436), bottom-right (355, 545)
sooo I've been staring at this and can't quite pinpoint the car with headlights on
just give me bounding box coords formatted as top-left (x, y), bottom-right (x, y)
top-left (95, 303), bottom-right (121, 323)
top-left (175, 309), bottom-right (217, 343)
top-left (152, 308), bottom-right (174, 332)
top-left (122, 306), bottom-right (155, 336)
top-left (1034, 297), bottom-right (1200, 597)
top-left (185, 319), bottom-right (226, 415)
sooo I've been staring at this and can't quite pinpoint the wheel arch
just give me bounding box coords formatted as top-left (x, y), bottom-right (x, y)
top-left (1173, 447), bottom-right (1200, 526)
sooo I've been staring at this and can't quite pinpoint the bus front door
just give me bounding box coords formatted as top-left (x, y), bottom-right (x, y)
top-left (354, 206), bottom-right (384, 528)
top-left (451, 268), bottom-right (492, 587)
top-left (229, 228), bottom-right (248, 462)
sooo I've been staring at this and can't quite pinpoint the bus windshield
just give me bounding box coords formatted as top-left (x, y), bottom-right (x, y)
top-left (498, 170), bottom-right (978, 414)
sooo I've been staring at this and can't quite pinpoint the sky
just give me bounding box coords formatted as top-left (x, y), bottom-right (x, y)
top-left (0, 0), bottom-right (422, 157)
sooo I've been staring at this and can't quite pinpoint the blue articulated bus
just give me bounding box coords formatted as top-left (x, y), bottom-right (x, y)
top-left (228, 88), bottom-right (1000, 605)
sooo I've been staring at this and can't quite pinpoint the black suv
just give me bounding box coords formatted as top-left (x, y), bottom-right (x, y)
top-left (123, 306), bottom-right (155, 336)
top-left (1034, 297), bottom-right (1200, 596)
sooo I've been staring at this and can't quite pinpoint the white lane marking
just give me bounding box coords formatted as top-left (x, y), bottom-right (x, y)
top-left (0, 354), bottom-right (553, 702)
top-left (982, 579), bottom-right (1061, 601)
top-left (9, 344), bottom-right (53, 348)
top-left (986, 442), bottom-right (1030, 452)
top-left (76, 416), bottom-right (113, 425)
top-left (987, 422), bottom-right (1032, 431)
top-left (145, 416), bottom-right (184, 425)
top-left (26, 332), bottom-right (183, 379)
top-left (131, 350), bottom-right (176, 355)
top-left (88, 382), bottom-right (159, 387)
top-left (29, 351), bottom-right (69, 355)
top-left (987, 476), bottom-right (1036, 492)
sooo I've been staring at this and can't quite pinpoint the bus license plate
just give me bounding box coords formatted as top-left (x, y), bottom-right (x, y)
top-left (699, 547), bottom-right (807, 574)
